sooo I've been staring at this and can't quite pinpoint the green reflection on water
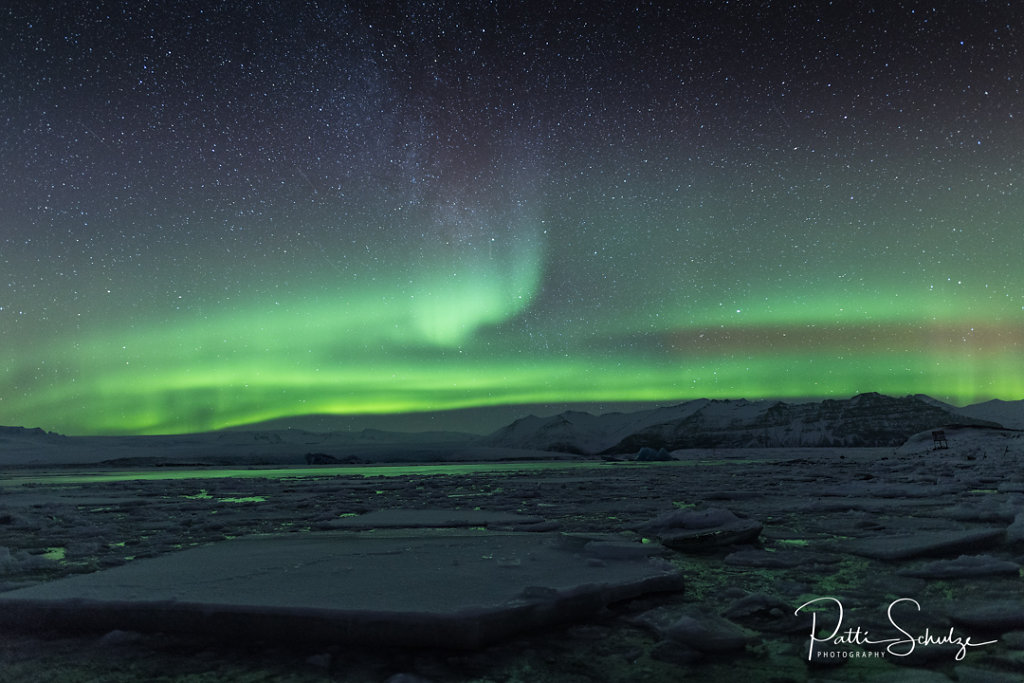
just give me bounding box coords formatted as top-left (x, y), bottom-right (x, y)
top-left (42, 546), bottom-right (66, 562)
top-left (1, 459), bottom-right (758, 487)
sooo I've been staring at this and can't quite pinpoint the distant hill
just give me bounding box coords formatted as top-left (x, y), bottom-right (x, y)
top-left (221, 401), bottom-right (678, 436)
top-left (478, 393), bottom-right (1005, 454)
top-left (479, 400), bottom-right (711, 454)
top-left (0, 425), bottom-right (61, 440)
top-left (949, 398), bottom-right (1024, 430)
top-left (2, 393), bottom-right (1018, 464)
top-left (0, 425), bottom-right (479, 466)
top-left (0, 425), bottom-right (67, 447)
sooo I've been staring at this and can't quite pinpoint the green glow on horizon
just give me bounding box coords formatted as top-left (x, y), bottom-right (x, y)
top-left (6, 291), bottom-right (1022, 435)
top-left (4, 226), bottom-right (1022, 435)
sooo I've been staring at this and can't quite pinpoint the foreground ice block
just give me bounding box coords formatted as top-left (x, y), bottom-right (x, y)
top-left (0, 530), bottom-right (683, 649)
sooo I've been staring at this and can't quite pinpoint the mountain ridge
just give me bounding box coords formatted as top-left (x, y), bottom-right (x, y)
top-left (2, 394), bottom-right (1018, 460)
top-left (478, 393), bottom-right (1010, 454)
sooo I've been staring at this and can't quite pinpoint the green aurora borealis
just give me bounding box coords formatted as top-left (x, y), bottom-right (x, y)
top-left (3, 3), bottom-right (1023, 435)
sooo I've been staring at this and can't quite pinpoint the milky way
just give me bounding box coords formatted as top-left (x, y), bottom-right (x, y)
top-left (3, 2), bottom-right (1023, 434)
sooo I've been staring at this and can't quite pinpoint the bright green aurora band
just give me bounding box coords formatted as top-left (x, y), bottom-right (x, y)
top-left (2, 4), bottom-right (1023, 435)
top-left (7, 185), bottom-right (1023, 436)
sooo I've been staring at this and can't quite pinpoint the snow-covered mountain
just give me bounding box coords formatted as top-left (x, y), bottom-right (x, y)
top-left (480, 393), bottom-right (1005, 454)
top-left (478, 400), bottom-right (712, 454)
top-left (3, 393), bottom-right (1018, 465)
top-left (915, 395), bottom-right (1024, 430)
top-left (950, 398), bottom-right (1024, 430)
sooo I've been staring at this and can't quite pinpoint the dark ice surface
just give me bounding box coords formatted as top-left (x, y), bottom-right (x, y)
top-left (2, 443), bottom-right (1024, 681)
top-left (0, 529), bottom-right (683, 649)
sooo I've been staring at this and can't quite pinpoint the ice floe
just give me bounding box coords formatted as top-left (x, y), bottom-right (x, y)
top-left (837, 529), bottom-right (1006, 561)
top-left (0, 530), bottom-right (683, 649)
top-left (638, 507), bottom-right (763, 551)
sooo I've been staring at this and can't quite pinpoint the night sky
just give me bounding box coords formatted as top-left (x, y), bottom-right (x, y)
top-left (3, 2), bottom-right (1023, 435)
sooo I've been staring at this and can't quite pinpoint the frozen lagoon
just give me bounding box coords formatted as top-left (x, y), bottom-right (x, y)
top-left (2, 438), bottom-right (1024, 681)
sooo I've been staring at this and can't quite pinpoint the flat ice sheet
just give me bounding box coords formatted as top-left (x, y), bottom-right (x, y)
top-left (0, 530), bottom-right (683, 648)
top-left (325, 508), bottom-right (546, 529)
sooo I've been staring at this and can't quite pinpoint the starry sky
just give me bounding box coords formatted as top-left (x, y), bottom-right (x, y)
top-left (3, 1), bottom-right (1023, 435)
